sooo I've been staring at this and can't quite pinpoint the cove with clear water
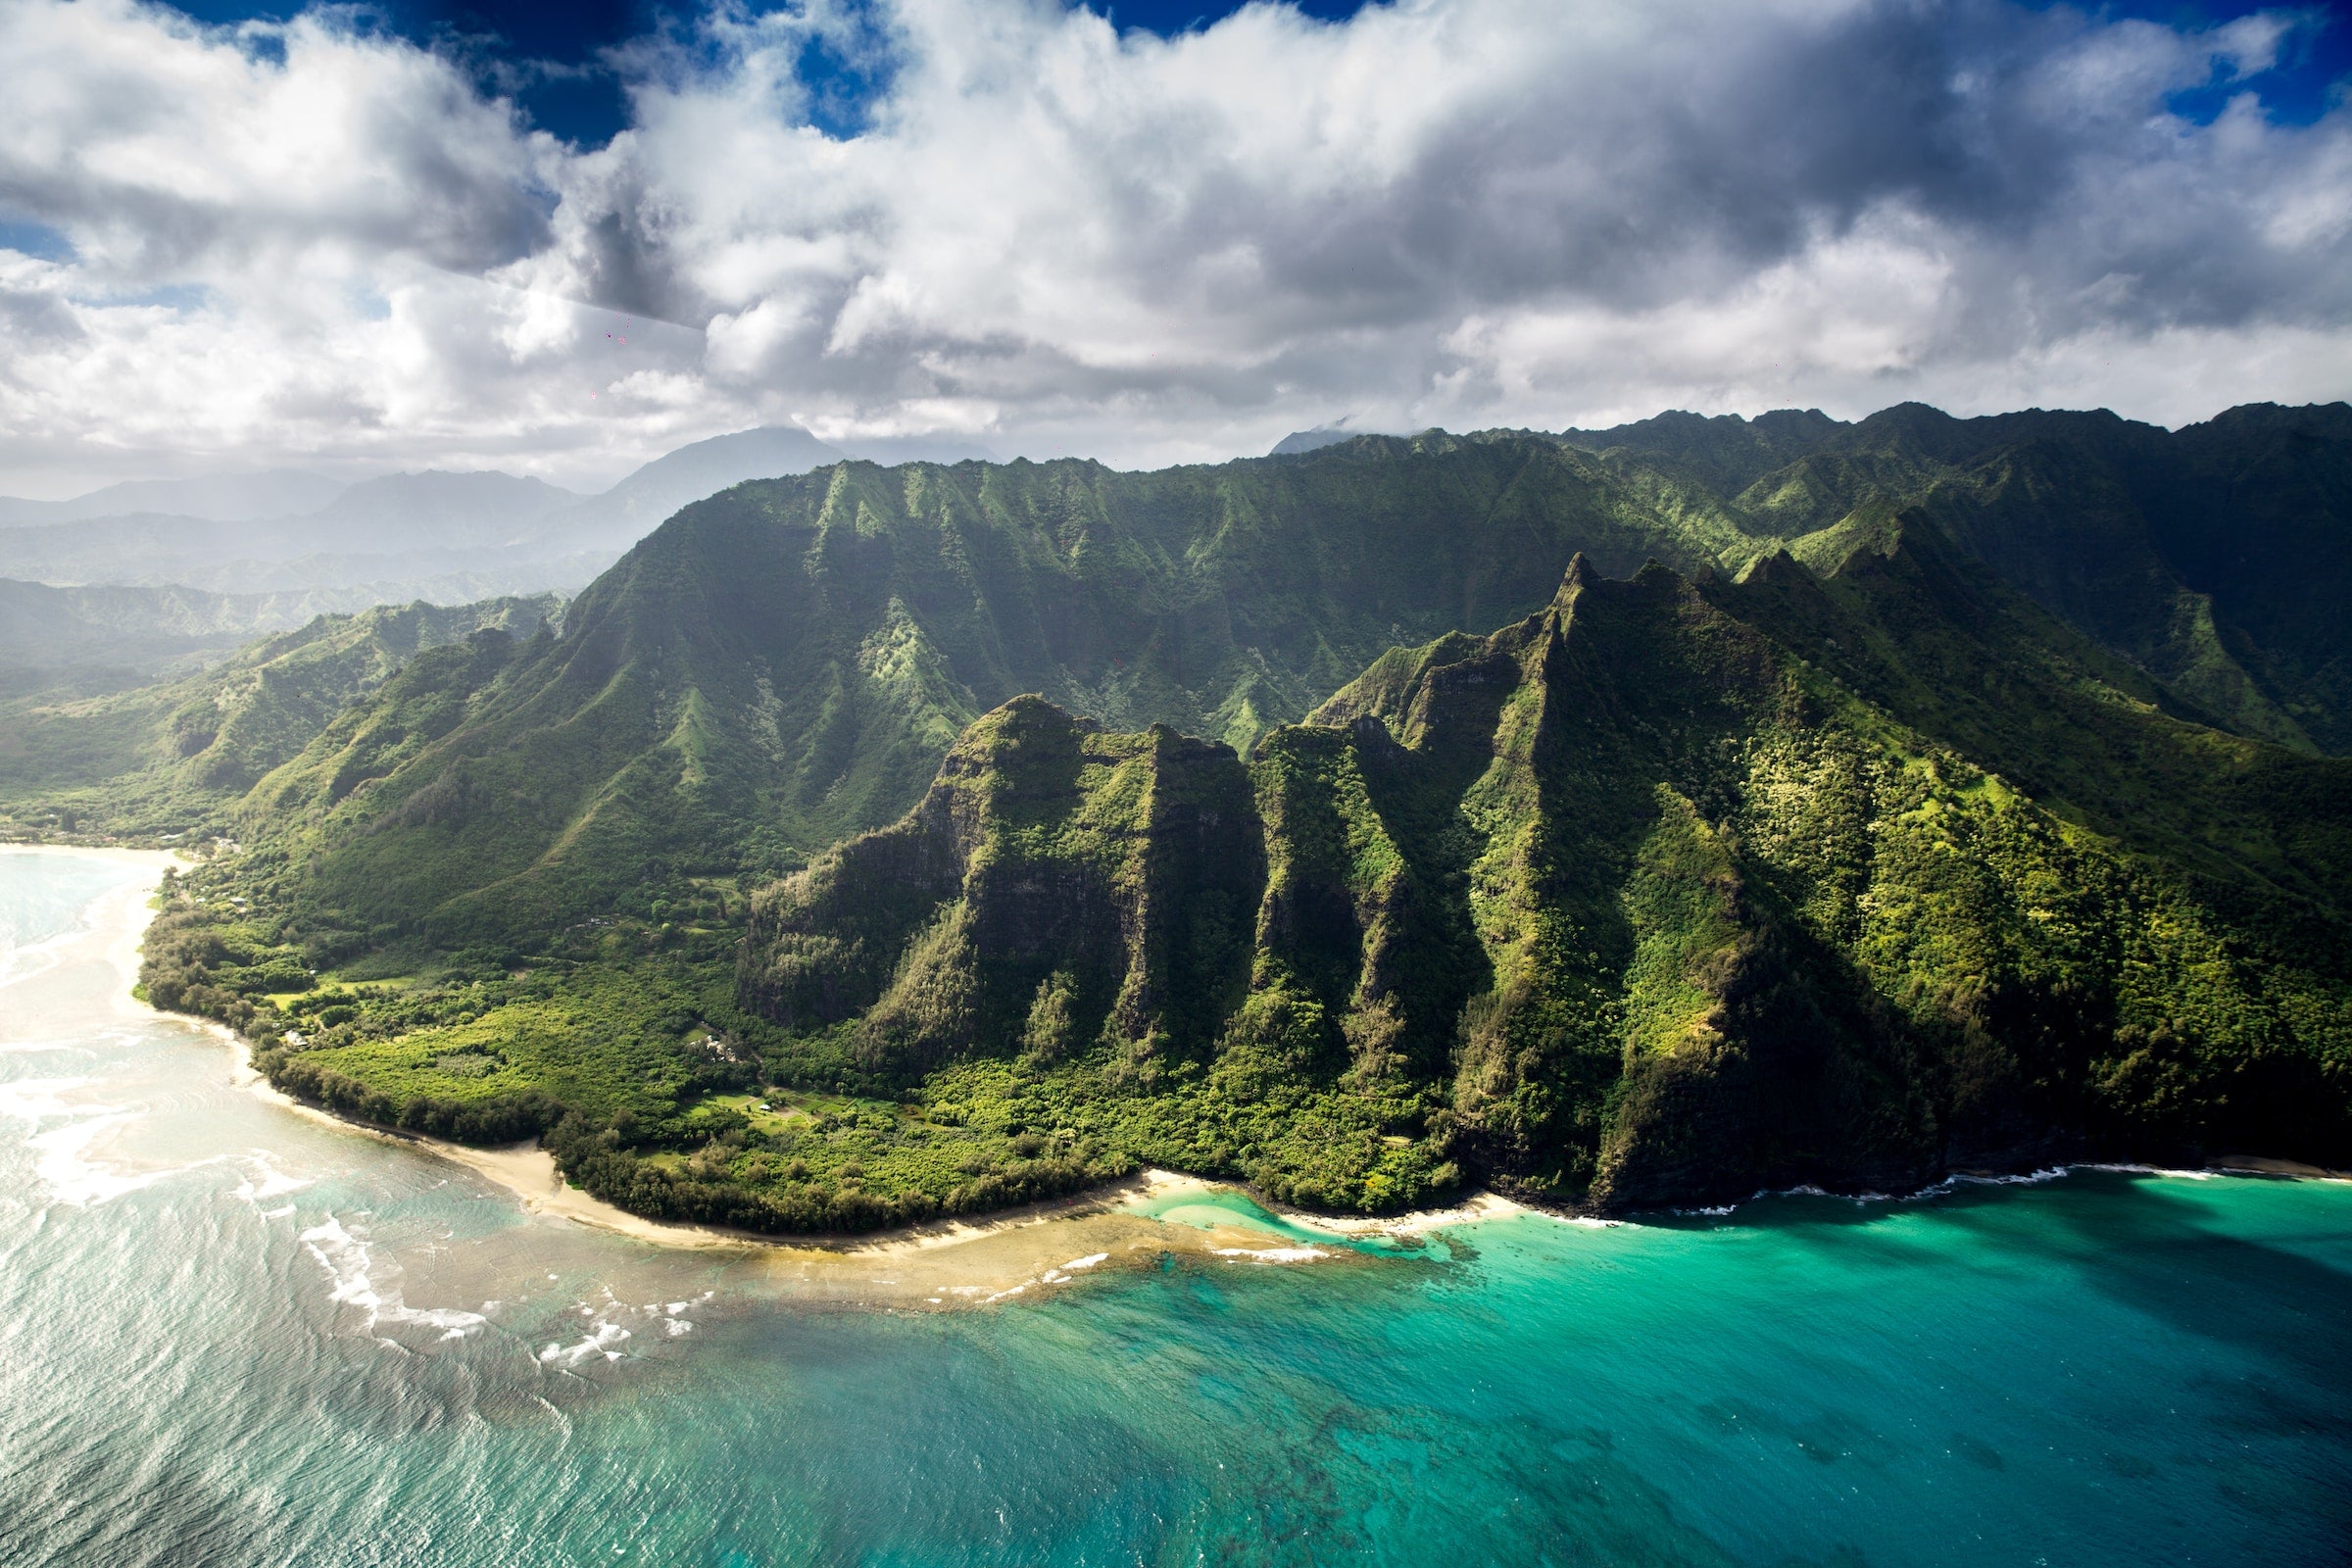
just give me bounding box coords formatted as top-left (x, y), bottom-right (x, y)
top-left (2, 849), bottom-right (2348, 1567)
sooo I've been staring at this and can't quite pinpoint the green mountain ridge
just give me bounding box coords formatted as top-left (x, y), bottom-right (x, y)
top-left (0, 595), bottom-right (561, 838)
top-left (13, 396), bottom-right (2339, 1228)
top-left (122, 400), bottom-right (2350, 961)
top-left (715, 544), bottom-right (2346, 1215)
top-left (1569, 399), bottom-right (2352, 753)
top-left (219, 432), bottom-right (1799, 950)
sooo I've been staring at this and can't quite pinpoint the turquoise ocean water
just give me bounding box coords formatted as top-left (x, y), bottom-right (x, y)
top-left (2, 850), bottom-right (2347, 1566)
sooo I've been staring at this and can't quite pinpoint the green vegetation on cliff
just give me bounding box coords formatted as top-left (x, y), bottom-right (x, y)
top-left (86, 402), bottom-right (2352, 957)
top-left (1564, 400), bottom-right (2352, 754)
top-left (725, 546), bottom-right (2343, 1216)
top-left (0, 595), bottom-right (560, 840)
top-left (934, 559), bottom-right (2343, 1206)
top-left (66, 399), bottom-right (2352, 1228)
top-left (196, 542), bottom-right (2338, 1225)
top-left (155, 432), bottom-right (1793, 953)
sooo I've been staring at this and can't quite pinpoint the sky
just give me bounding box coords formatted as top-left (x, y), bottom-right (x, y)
top-left (1, 0), bottom-right (2348, 495)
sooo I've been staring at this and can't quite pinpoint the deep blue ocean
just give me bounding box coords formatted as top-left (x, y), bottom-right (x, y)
top-left (3, 849), bottom-right (2347, 1566)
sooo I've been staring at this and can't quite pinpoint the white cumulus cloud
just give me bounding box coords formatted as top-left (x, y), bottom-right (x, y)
top-left (0, 0), bottom-right (2346, 493)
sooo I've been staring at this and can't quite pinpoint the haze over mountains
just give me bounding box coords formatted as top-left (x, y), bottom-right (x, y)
top-left (0, 469), bottom-right (347, 527)
top-left (0, 425), bottom-right (1027, 645)
top-left (1267, 425), bottom-right (1390, 457)
top-left (0, 426), bottom-right (856, 662)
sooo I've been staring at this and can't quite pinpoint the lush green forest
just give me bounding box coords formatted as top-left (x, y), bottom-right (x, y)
top-left (12, 399), bottom-right (2347, 1228)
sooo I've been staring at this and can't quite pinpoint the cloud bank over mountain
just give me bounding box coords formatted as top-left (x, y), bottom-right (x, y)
top-left (1, 0), bottom-right (2346, 491)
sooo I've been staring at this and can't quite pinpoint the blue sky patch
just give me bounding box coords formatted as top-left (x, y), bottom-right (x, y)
top-left (0, 218), bottom-right (78, 263)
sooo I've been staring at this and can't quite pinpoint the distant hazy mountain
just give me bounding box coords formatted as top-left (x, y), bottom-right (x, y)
top-left (0, 470), bottom-right (588, 600)
top-left (0, 594), bottom-right (562, 810)
top-left (0, 577), bottom-right (437, 678)
top-left (304, 470), bottom-right (582, 548)
top-left (147, 551), bottom-right (614, 606)
top-left (533, 426), bottom-right (842, 552)
top-left (1268, 426), bottom-right (1367, 457)
top-left (0, 527), bottom-right (600, 610)
top-left (0, 469), bottom-right (344, 527)
top-left (0, 428), bottom-right (946, 606)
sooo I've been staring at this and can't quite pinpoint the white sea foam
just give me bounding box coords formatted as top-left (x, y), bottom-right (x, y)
top-left (1209, 1246), bottom-right (1328, 1263)
top-left (0, 925), bottom-right (78, 993)
top-left (1676, 1160), bottom-right (2227, 1224)
top-left (1951, 1166), bottom-right (2071, 1188)
top-left (0, 1075), bottom-right (92, 1121)
top-left (2083, 1161), bottom-right (2216, 1180)
top-left (0, 1076), bottom-right (201, 1205)
top-left (538, 1321), bottom-right (631, 1366)
top-left (297, 1213), bottom-right (487, 1343)
top-left (1040, 1253), bottom-right (1112, 1284)
top-left (27, 1112), bottom-right (168, 1204)
top-left (231, 1151), bottom-right (313, 1204)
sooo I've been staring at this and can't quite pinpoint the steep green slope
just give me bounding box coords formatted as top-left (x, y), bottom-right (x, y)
top-left (2145, 404), bottom-right (2352, 750)
top-left (707, 559), bottom-right (2349, 1218)
top-left (195, 402), bottom-right (2352, 956)
top-left (1301, 556), bottom-right (2342, 1200)
top-left (1732, 509), bottom-right (2351, 917)
top-left (139, 548), bottom-right (2352, 1227)
top-left (1561, 400), bottom-right (2352, 754)
top-left (0, 596), bottom-right (561, 839)
top-left (253, 435), bottom-right (1795, 946)
top-left (102, 402), bottom-right (2352, 1229)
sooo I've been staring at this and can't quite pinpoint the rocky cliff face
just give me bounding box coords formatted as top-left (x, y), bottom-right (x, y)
top-left (1296, 556), bottom-right (1944, 1205)
top-left (739, 555), bottom-right (2352, 1213)
top-left (741, 698), bottom-right (1265, 1081)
